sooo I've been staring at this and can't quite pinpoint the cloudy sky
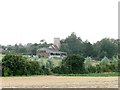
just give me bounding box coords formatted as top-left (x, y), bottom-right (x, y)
top-left (0, 0), bottom-right (119, 45)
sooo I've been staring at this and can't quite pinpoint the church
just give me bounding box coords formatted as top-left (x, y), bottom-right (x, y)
top-left (37, 38), bottom-right (67, 58)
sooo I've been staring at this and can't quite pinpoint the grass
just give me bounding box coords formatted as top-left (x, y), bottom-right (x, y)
top-left (4, 73), bottom-right (119, 77)
top-left (54, 72), bottom-right (119, 77)
top-left (31, 57), bottom-right (62, 67)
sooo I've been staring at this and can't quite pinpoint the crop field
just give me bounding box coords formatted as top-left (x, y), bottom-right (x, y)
top-left (2, 76), bottom-right (118, 88)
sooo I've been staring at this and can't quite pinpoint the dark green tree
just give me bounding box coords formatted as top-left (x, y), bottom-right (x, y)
top-left (60, 32), bottom-right (83, 55)
top-left (2, 54), bottom-right (40, 76)
top-left (2, 54), bottom-right (27, 76)
top-left (61, 54), bottom-right (85, 74)
top-left (83, 41), bottom-right (94, 57)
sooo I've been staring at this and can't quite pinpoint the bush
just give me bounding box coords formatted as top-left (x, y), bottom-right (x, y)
top-left (2, 67), bottom-right (9, 76)
top-left (60, 54), bottom-right (85, 74)
top-left (84, 57), bottom-right (93, 73)
top-left (2, 54), bottom-right (27, 76)
top-left (87, 65), bottom-right (96, 73)
top-left (2, 54), bottom-right (40, 76)
top-left (96, 64), bottom-right (101, 73)
top-left (52, 66), bottom-right (62, 74)
top-left (99, 56), bottom-right (110, 72)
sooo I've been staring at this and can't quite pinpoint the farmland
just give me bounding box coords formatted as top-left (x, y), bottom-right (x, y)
top-left (2, 76), bottom-right (118, 88)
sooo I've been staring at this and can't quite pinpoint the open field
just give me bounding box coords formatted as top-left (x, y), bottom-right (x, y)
top-left (2, 76), bottom-right (118, 88)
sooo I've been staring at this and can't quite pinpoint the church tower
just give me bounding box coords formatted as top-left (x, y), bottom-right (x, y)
top-left (54, 38), bottom-right (61, 50)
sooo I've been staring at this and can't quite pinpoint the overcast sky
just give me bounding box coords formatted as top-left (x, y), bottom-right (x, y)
top-left (0, 0), bottom-right (119, 45)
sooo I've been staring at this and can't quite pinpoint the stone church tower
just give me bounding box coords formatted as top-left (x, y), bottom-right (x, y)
top-left (54, 38), bottom-right (61, 50)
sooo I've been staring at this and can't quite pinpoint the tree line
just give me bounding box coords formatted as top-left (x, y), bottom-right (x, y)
top-left (1, 32), bottom-right (119, 60)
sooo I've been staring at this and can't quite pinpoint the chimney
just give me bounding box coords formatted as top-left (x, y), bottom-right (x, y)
top-left (54, 38), bottom-right (61, 49)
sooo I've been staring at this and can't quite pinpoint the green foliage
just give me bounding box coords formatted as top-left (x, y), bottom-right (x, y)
top-left (84, 57), bottom-right (98, 73)
top-left (87, 65), bottom-right (96, 73)
top-left (54, 72), bottom-right (118, 77)
top-left (60, 32), bottom-right (83, 55)
top-left (2, 53), bottom-right (119, 76)
top-left (84, 56), bottom-right (119, 73)
top-left (100, 56), bottom-right (109, 65)
top-left (1, 33), bottom-right (118, 60)
top-left (99, 56), bottom-right (118, 73)
top-left (83, 41), bottom-right (94, 57)
top-left (93, 38), bottom-right (118, 59)
top-left (61, 54), bottom-right (85, 74)
top-left (2, 54), bottom-right (27, 76)
top-left (2, 54), bottom-right (40, 76)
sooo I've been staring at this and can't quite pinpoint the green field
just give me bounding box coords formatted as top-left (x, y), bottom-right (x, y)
top-left (54, 72), bottom-right (119, 77)
top-left (23, 55), bottom-right (62, 67)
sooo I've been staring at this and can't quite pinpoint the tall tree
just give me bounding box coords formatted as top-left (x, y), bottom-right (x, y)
top-left (83, 40), bottom-right (94, 57)
top-left (60, 32), bottom-right (83, 55)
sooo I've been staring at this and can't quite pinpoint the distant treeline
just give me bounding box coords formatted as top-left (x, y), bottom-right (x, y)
top-left (1, 32), bottom-right (119, 60)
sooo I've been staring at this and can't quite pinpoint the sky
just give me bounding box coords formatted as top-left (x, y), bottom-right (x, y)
top-left (0, 0), bottom-right (119, 45)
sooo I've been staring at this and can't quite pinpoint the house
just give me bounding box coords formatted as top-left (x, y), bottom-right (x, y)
top-left (37, 38), bottom-right (67, 58)
top-left (37, 47), bottom-right (67, 58)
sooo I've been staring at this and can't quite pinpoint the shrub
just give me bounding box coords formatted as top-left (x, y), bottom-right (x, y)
top-left (2, 54), bottom-right (27, 76)
top-left (2, 54), bottom-right (40, 76)
top-left (84, 57), bottom-right (93, 73)
top-left (96, 64), bottom-right (102, 73)
top-left (99, 56), bottom-right (110, 72)
top-left (61, 54), bottom-right (85, 74)
top-left (87, 65), bottom-right (96, 73)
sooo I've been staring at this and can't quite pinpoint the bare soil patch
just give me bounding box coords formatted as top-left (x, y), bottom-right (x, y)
top-left (2, 76), bottom-right (118, 88)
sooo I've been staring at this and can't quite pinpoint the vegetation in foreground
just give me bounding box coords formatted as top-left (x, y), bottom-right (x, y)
top-left (1, 54), bottom-right (119, 76)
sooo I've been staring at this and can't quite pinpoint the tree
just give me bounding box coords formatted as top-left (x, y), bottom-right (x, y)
top-left (2, 54), bottom-right (40, 76)
top-left (61, 54), bottom-right (85, 74)
top-left (60, 32), bottom-right (83, 55)
top-left (100, 56), bottom-right (110, 72)
top-left (100, 38), bottom-right (117, 58)
top-left (2, 54), bottom-right (27, 76)
top-left (93, 38), bottom-right (118, 59)
top-left (83, 41), bottom-right (94, 57)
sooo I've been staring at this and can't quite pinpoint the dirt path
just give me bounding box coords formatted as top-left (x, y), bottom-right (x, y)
top-left (2, 76), bottom-right (118, 88)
